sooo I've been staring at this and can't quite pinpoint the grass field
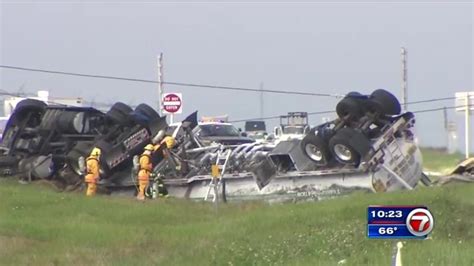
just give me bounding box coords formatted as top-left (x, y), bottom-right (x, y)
top-left (420, 147), bottom-right (464, 175)
top-left (1, 178), bottom-right (473, 266)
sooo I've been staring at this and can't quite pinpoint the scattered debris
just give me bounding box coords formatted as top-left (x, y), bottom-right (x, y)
top-left (436, 157), bottom-right (474, 184)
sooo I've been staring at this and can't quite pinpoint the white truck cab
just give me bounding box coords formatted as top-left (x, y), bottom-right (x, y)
top-left (273, 112), bottom-right (311, 143)
top-left (167, 116), bottom-right (254, 146)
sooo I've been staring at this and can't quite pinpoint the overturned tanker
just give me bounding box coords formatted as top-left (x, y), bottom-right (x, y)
top-left (141, 89), bottom-right (427, 201)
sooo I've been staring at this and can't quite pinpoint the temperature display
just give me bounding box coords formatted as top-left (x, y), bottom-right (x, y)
top-left (367, 205), bottom-right (434, 239)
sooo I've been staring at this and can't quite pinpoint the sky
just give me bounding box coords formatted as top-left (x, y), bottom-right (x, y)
top-left (0, 1), bottom-right (473, 152)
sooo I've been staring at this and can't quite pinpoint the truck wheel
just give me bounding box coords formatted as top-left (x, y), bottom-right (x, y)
top-left (336, 97), bottom-right (364, 122)
top-left (106, 102), bottom-right (133, 125)
top-left (329, 127), bottom-right (371, 165)
top-left (135, 104), bottom-right (160, 120)
top-left (370, 89), bottom-right (401, 115)
top-left (300, 133), bottom-right (331, 165)
top-left (14, 99), bottom-right (46, 112)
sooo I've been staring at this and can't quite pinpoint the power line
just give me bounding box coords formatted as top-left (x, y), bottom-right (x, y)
top-left (0, 64), bottom-right (463, 120)
top-left (230, 105), bottom-right (467, 123)
top-left (0, 65), bottom-right (343, 98)
top-left (412, 105), bottom-right (465, 114)
top-left (1, 65), bottom-right (460, 105)
top-left (405, 97), bottom-right (456, 105)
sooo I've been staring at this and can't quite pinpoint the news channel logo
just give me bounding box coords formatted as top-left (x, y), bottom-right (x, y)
top-left (367, 205), bottom-right (434, 239)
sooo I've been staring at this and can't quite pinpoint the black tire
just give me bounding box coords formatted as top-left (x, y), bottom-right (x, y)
top-left (328, 127), bottom-right (371, 165)
top-left (14, 99), bottom-right (46, 112)
top-left (370, 89), bottom-right (401, 115)
top-left (336, 97), bottom-right (364, 122)
top-left (300, 133), bottom-right (331, 165)
top-left (106, 102), bottom-right (133, 125)
top-left (135, 104), bottom-right (160, 121)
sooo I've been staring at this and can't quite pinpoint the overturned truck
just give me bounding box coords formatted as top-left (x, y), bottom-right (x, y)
top-left (0, 99), bottom-right (167, 189)
top-left (0, 89), bottom-right (427, 201)
top-left (148, 89), bottom-right (427, 201)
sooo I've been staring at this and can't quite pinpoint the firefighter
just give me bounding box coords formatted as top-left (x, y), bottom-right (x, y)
top-left (84, 147), bottom-right (101, 196)
top-left (150, 135), bottom-right (176, 198)
top-left (160, 135), bottom-right (176, 152)
top-left (137, 144), bottom-right (154, 201)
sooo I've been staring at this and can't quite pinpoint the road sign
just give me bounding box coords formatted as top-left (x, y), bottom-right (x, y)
top-left (162, 93), bottom-right (182, 114)
top-left (405, 208), bottom-right (434, 237)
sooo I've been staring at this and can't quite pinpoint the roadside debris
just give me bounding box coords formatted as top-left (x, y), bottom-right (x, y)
top-left (436, 157), bottom-right (474, 184)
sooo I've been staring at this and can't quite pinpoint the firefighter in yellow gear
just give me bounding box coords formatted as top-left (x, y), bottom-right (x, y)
top-left (84, 147), bottom-right (101, 196)
top-left (137, 144), bottom-right (154, 201)
top-left (153, 136), bottom-right (176, 198)
top-left (162, 136), bottom-right (176, 150)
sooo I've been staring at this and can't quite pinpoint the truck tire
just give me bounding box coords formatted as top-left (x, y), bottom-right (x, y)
top-left (300, 133), bottom-right (331, 166)
top-left (106, 102), bottom-right (133, 125)
top-left (135, 104), bottom-right (160, 121)
top-left (370, 89), bottom-right (401, 115)
top-left (14, 99), bottom-right (46, 113)
top-left (336, 97), bottom-right (364, 122)
top-left (328, 127), bottom-right (371, 165)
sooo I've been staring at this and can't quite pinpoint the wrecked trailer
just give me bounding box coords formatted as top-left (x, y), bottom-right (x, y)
top-left (0, 99), bottom-right (167, 189)
top-left (134, 89), bottom-right (426, 201)
top-left (161, 111), bottom-right (423, 201)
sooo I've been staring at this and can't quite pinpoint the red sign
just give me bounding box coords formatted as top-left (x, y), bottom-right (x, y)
top-left (406, 208), bottom-right (434, 237)
top-left (162, 93), bottom-right (182, 114)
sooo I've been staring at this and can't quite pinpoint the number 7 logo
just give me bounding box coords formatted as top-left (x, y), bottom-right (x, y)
top-left (406, 208), bottom-right (434, 237)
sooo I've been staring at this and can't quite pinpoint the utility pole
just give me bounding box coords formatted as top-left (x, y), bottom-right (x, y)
top-left (157, 53), bottom-right (164, 116)
top-left (465, 93), bottom-right (470, 158)
top-left (401, 47), bottom-right (408, 111)
top-left (443, 107), bottom-right (448, 149)
top-left (259, 82), bottom-right (264, 119)
top-left (455, 91), bottom-right (473, 159)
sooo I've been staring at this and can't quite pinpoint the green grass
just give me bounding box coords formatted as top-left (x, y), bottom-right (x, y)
top-left (1, 178), bottom-right (473, 266)
top-left (420, 147), bottom-right (464, 175)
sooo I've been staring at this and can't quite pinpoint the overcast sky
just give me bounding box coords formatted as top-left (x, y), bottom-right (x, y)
top-left (0, 1), bottom-right (472, 151)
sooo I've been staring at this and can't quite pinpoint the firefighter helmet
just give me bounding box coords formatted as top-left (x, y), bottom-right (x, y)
top-left (90, 147), bottom-right (101, 157)
top-left (163, 136), bottom-right (176, 149)
top-left (144, 144), bottom-right (154, 151)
